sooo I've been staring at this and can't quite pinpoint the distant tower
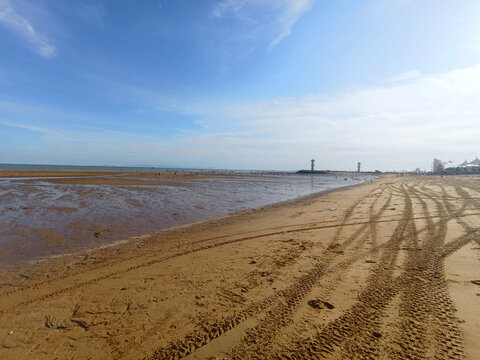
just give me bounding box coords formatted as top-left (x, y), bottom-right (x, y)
top-left (357, 162), bottom-right (361, 173)
top-left (311, 159), bottom-right (315, 172)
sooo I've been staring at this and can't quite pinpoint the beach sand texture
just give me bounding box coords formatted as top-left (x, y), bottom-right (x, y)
top-left (0, 175), bottom-right (479, 359)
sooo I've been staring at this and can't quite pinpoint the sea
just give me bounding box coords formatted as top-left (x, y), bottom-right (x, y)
top-left (0, 164), bottom-right (376, 267)
top-left (0, 163), bottom-right (198, 171)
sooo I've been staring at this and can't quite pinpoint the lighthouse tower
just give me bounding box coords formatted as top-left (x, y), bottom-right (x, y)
top-left (311, 159), bottom-right (315, 172)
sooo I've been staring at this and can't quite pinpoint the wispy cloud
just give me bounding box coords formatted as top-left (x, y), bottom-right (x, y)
top-left (198, 64), bottom-right (480, 169)
top-left (270, 0), bottom-right (313, 48)
top-left (3, 65), bottom-right (480, 170)
top-left (387, 70), bottom-right (421, 82)
top-left (0, 116), bottom-right (174, 149)
top-left (0, 0), bottom-right (55, 57)
top-left (212, 0), bottom-right (313, 48)
top-left (368, 0), bottom-right (415, 19)
top-left (75, 1), bottom-right (105, 24)
top-left (69, 65), bottom-right (480, 170)
top-left (1, 119), bottom-right (68, 141)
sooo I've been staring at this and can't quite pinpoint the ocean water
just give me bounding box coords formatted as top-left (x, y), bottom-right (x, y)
top-left (0, 171), bottom-right (375, 267)
top-left (0, 163), bottom-right (194, 171)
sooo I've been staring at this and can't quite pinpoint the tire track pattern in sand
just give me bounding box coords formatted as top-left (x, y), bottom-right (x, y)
top-left (282, 185), bottom-right (414, 360)
top-left (150, 178), bottom-right (476, 360)
top-left (148, 184), bottom-right (395, 359)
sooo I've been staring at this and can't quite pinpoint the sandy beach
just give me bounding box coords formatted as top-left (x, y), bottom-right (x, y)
top-left (0, 175), bottom-right (479, 359)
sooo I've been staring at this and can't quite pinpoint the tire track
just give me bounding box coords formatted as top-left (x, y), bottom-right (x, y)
top-left (280, 184), bottom-right (413, 359)
top-left (387, 183), bottom-right (446, 359)
top-left (276, 180), bottom-right (468, 360)
top-left (223, 184), bottom-right (406, 359)
top-left (388, 179), bottom-right (467, 359)
top-left (330, 187), bottom-right (383, 245)
top-left (146, 183), bottom-right (399, 359)
top-left (147, 179), bottom-right (475, 360)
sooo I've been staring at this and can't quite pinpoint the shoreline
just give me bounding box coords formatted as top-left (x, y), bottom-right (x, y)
top-left (1, 176), bottom-right (377, 273)
top-left (1, 175), bottom-right (478, 359)
top-left (0, 170), bottom-right (375, 269)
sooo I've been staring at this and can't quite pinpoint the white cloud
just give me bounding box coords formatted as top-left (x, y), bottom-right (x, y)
top-left (0, 0), bottom-right (56, 57)
top-left (270, 0), bottom-right (312, 48)
top-left (3, 65), bottom-right (480, 171)
top-left (388, 70), bottom-right (421, 82)
top-left (196, 64), bottom-right (480, 170)
top-left (88, 61), bottom-right (480, 170)
top-left (1, 119), bottom-right (68, 141)
top-left (65, 64), bottom-right (480, 170)
top-left (212, 0), bottom-right (313, 48)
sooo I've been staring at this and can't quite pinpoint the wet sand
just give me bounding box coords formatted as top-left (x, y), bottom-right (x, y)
top-left (0, 175), bottom-right (479, 359)
top-left (33, 177), bottom-right (186, 186)
top-left (0, 169), bottom-right (247, 180)
top-left (1, 170), bottom-right (370, 267)
top-left (0, 170), bottom-right (128, 178)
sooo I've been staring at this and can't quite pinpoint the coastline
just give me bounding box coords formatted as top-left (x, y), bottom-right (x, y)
top-left (0, 170), bottom-right (373, 268)
top-left (1, 174), bottom-right (375, 271)
top-left (1, 175), bottom-right (479, 359)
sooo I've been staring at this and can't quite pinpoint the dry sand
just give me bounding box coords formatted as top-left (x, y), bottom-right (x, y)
top-left (0, 175), bottom-right (479, 359)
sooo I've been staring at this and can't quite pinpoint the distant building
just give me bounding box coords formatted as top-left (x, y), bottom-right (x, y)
top-left (456, 157), bottom-right (480, 169)
top-left (468, 157), bottom-right (480, 167)
top-left (432, 158), bottom-right (444, 173)
top-left (442, 157), bottom-right (480, 174)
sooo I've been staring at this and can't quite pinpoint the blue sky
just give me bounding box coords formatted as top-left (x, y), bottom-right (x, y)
top-left (1, 0), bottom-right (480, 171)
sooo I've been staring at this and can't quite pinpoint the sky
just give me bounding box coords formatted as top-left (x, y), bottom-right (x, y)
top-left (1, 0), bottom-right (480, 171)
